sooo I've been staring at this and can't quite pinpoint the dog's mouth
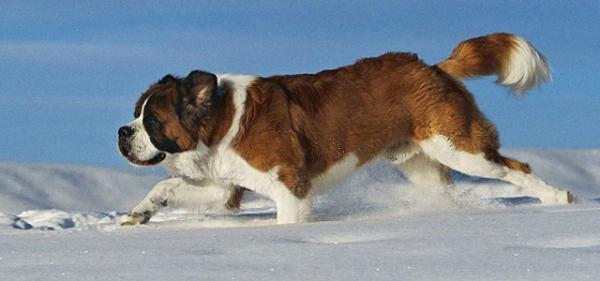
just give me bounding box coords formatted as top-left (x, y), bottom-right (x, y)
top-left (128, 152), bottom-right (166, 166)
top-left (119, 141), bottom-right (166, 166)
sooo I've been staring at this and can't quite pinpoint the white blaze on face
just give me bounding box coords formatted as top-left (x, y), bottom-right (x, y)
top-left (127, 95), bottom-right (162, 162)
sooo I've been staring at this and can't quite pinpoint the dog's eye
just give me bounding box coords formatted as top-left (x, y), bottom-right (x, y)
top-left (144, 116), bottom-right (162, 131)
top-left (149, 119), bottom-right (161, 129)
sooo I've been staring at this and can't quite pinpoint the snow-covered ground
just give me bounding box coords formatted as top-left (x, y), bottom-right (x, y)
top-left (1, 149), bottom-right (599, 280)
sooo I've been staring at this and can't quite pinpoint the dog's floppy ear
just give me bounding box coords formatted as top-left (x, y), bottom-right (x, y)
top-left (159, 74), bottom-right (177, 84)
top-left (178, 70), bottom-right (218, 130)
top-left (184, 70), bottom-right (218, 104)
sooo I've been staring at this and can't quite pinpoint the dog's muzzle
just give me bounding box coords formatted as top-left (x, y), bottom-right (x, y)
top-left (118, 126), bottom-right (166, 166)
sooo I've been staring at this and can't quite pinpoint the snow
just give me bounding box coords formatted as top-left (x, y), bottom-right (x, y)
top-left (0, 163), bottom-right (162, 213)
top-left (1, 149), bottom-right (600, 280)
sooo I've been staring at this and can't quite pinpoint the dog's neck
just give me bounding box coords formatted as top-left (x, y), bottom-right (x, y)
top-left (196, 81), bottom-right (236, 148)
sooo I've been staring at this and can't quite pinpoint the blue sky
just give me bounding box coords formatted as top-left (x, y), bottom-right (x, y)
top-left (1, 1), bottom-right (598, 168)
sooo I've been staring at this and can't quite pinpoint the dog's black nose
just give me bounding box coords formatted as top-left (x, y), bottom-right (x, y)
top-left (118, 126), bottom-right (135, 138)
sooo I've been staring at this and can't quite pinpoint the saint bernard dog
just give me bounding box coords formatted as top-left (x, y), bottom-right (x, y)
top-left (118, 33), bottom-right (573, 225)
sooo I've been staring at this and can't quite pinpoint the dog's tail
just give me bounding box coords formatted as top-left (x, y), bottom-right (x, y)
top-left (436, 33), bottom-right (551, 95)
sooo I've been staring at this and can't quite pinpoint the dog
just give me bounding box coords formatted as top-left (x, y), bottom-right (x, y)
top-left (118, 33), bottom-right (573, 225)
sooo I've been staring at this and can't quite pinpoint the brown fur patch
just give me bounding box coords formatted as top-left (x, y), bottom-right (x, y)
top-left (499, 156), bottom-right (532, 174)
top-left (148, 90), bottom-right (197, 151)
top-left (229, 40), bottom-right (545, 197)
top-left (231, 52), bottom-right (505, 197)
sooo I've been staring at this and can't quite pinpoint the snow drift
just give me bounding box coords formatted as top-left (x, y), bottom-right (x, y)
top-left (0, 163), bottom-right (161, 213)
top-left (1, 149), bottom-right (600, 281)
top-left (0, 149), bottom-right (599, 231)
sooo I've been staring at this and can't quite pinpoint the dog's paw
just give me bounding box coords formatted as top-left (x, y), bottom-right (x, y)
top-left (566, 191), bottom-right (576, 204)
top-left (119, 212), bottom-right (151, 226)
top-left (539, 190), bottom-right (575, 206)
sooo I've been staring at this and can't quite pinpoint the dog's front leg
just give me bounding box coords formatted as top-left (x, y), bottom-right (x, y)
top-left (120, 177), bottom-right (185, 225)
top-left (120, 177), bottom-right (244, 225)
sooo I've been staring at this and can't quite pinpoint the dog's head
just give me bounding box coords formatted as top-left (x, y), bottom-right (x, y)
top-left (118, 70), bottom-right (218, 166)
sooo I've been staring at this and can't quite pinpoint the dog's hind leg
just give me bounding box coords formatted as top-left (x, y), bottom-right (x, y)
top-left (388, 149), bottom-right (466, 206)
top-left (390, 151), bottom-right (451, 188)
top-left (418, 135), bottom-right (573, 205)
top-left (120, 177), bottom-right (242, 225)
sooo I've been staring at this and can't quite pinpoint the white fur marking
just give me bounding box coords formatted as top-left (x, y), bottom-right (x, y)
top-left (130, 177), bottom-right (235, 215)
top-left (420, 136), bottom-right (505, 178)
top-left (500, 35), bottom-right (551, 95)
top-left (127, 94), bottom-right (161, 162)
top-left (419, 136), bottom-right (570, 205)
top-left (216, 74), bottom-right (257, 149)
